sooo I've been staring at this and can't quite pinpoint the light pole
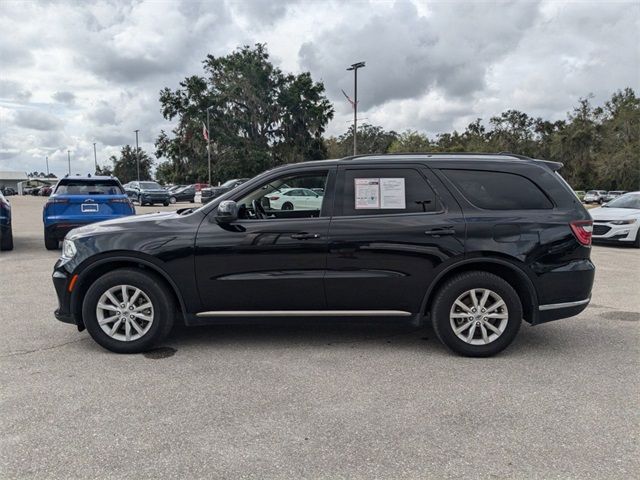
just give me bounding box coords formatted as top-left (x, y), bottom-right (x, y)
top-left (134, 129), bottom-right (140, 181)
top-left (67, 150), bottom-right (71, 175)
top-left (93, 142), bottom-right (97, 173)
top-left (45, 156), bottom-right (49, 176)
top-left (346, 61), bottom-right (365, 155)
top-left (206, 106), bottom-right (213, 186)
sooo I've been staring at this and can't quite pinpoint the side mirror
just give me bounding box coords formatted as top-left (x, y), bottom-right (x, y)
top-left (215, 200), bottom-right (238, 223)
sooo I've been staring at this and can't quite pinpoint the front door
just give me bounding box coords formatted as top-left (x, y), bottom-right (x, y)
top-left (194, 168), bottom-right (335, 312)
top-left (325, 164), bottom-right (465, 314)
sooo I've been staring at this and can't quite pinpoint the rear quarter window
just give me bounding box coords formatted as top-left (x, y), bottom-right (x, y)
top-left (443, 169), bottom-right (553, 210)
top-left (54, 180), bottom-right (123, 195)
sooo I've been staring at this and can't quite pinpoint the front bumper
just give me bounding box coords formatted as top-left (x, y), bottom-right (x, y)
top-left (52, 269), bottom-right (75, 324)
top-left (592, 221), bottom-right (638, 243)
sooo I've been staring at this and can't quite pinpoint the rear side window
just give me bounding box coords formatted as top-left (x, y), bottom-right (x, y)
top-left (443, 169), bottom-right (552, 210)
top-left (341, 168), bottom-right (439, 216)
top-left (54, 180), bottom-right (123, 195)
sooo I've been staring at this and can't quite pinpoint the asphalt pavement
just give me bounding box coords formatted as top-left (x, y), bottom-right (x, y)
top-left (1, 195), bottom-right (639, 479)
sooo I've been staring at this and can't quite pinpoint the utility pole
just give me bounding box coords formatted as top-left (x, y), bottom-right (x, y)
top-left (346, 61), bottom-right (365, 155)
top-left (134, 129), bottom-right (140, 181)
top-left (93, 142), bottom-right (97, 173)
top-left (67, 150), bottom-right (71, 175)
top-left (206, 106), bottom-right (213, 186)
top-left (45, 156), bottom-right (49, 176)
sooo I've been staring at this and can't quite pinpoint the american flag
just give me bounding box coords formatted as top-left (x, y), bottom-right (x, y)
top-left (202, 122), bottom-right (209, 141)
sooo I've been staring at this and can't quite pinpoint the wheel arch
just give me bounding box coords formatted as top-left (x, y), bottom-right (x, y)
top-left (421, 257), bottom-right (539, 324)
top-left (70, 255), bottom-right (188, 329)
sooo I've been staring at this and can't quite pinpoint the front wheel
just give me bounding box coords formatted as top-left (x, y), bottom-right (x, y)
top-left (169, 196), bottom-right (177, 204)
top-left (431, 271), bottom-right (522, 357)
top-left (82, 269), bottom-right (175, 353)
top-left (282, 202), bottom-right (294, 210)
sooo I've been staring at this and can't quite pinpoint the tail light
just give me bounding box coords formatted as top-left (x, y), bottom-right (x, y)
top-left (269, 196), bottom-right (280, 200)
top-left (570, 220), bottom-right (593, 246)
top-left (108, 198), bottom-right (130, 203)
top-left (46, 198), bottom-right (69, 204)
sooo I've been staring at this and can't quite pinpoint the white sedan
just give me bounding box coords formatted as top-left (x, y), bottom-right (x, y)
top-left (589, 192), bottom-right (640, 247)
top-left (266, 188), bottom-right (323, 210)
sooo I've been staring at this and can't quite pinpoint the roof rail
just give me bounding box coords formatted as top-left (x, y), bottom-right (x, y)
top-left (340, 152), bottom-right (534, 161)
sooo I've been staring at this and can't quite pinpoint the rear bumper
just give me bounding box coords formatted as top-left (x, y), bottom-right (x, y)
top-left (537, 297), bottom-right (591, 324)
top-left (45, 215), bottom-right (130, 239)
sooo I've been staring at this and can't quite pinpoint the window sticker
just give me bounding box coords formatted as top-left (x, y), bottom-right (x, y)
top-left (380, 178), bottom-right (406, 209)
top-left (354, 178), bottom-right (406, 209)
top-left (354, 178), bottom-right (380, 209)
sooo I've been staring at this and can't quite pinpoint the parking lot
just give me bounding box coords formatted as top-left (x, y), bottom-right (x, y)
top-left (1, 195), bottom-right (638, 479)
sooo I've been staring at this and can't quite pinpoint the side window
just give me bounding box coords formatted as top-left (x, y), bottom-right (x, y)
top-left (341, 168), bottom-right (440, 216)
top-left (236, 171), bottom-right (329, 220)
top-left (443, 169), bottom-right (553, 210)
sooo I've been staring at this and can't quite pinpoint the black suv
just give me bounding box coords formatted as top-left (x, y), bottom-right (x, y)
top-left (52, 154), bottom-right (595, 356)
top-left (201, 178), bottom-right (249, 204)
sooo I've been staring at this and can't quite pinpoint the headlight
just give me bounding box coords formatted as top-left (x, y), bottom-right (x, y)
top-left (610, 219), bottom-right (637, 225)
top-left (62, 239), bottom-right (77, 259)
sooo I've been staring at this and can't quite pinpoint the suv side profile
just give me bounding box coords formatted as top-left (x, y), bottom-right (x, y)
top-left (52, 153), bottom-right (595, 357)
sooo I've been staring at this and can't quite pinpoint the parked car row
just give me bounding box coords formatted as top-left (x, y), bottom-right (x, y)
top-left (583, 190), bottom-right (628, 204)
top-left (0, 186), bottom-right (17, 196)
top-left (201, 178), bottom-right (249, 204)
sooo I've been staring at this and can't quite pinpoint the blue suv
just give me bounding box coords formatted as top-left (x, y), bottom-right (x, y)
top-left (43, 176), bottom-right (135, 250)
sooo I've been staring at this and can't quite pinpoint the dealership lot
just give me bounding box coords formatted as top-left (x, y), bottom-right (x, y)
top-left (1, 196), bottom-right (639, 479)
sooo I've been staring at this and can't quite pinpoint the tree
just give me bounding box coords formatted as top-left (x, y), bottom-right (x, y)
top-left (325, 124), bottom-right (398, 157)
top-left (388, 130), bottom-right (432, 153)
top-left (95, 164), bottom-right (113, 176)
top-left (110, 145), bottom-right (154, 184)
top-left (156, 44), bottom-right (334, 184)
top-left (594, 88), bottom-right (640, 190)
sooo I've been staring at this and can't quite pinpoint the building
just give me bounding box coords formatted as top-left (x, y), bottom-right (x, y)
top-left (0, 171), bottom-right (29, 193)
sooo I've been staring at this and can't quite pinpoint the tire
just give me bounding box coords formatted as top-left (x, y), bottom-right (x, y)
top-left (633, 232), bottom-right (640, 248)
top-left (431, 271), bottom-right (522, 357)
top-left (82, 268), bottom-right (175, 354)
top-left (44, 229), bottom-right (58, 250)
top-left (282, 202), bottom-right (294, 211)
top-left (0, 226), bottom-right (13, 251)
top-left (163, 201), bottom-right (169, 206)
top-left (190, 198), bottom-right (195, 203)
top-left (169, 196), bottom-right (177, 204)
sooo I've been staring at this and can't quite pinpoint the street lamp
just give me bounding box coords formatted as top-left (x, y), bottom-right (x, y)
top-left (134, 129), bottom-right (140, 182)
top-left (45, 156), bottom-right (49, 176)
top-left (67, 150), bottom-right (71, 175)
top-left (346, 61), bottom-right (365, 155)
top-left (93, 142), bottom-right (97, 173)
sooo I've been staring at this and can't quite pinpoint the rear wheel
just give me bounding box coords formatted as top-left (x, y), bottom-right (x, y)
top-left (163, 201), bottom-right (169, 206)
top-left (169, 196), bottom-right (177, 204)
top-left (82, 269), bottom-right (175, 353)
top-left (44, 229), bottom-right (58, 250)
top-left (0, 226), bottom-right (13, 251)
top-left (431, 271), bottom-right (522, 357)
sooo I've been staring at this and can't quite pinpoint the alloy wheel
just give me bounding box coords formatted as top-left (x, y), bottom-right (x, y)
top-left (96, 285), bottom-right (154, 341)
top-left (449, 288), bottom-right (509, 345)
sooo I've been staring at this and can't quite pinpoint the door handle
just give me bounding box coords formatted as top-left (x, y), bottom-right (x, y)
top-left (424, 226), bottom-right (455, 236)
top-left (290, 232), bottom-right (320, 240)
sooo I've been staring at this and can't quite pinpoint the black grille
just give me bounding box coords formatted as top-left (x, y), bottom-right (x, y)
top-left (593, 224), bottom-right (611, 236)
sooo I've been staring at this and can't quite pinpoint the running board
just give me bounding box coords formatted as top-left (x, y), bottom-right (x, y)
top-left (195, 310), bottom-right (412, 318)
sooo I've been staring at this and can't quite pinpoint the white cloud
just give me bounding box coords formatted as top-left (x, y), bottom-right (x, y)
top-left (0, 0), bottom-right (638, 175)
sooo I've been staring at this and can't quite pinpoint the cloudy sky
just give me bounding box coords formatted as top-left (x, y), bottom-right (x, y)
top-left (0, 0), bottom-right (638, 176)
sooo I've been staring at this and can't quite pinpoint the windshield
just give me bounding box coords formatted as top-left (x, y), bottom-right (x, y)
top-left (221, 179), bottom-right (240, 188)
top-left (55, 180), bottom-right (123, 195)
top-left (139, 182), bottom-right (162, 189)
top-left (603, 193), bottom-right (640, 209)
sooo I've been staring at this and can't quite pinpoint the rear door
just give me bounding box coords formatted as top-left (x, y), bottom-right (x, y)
top-left (325, 163), bottom-right (465, 314)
